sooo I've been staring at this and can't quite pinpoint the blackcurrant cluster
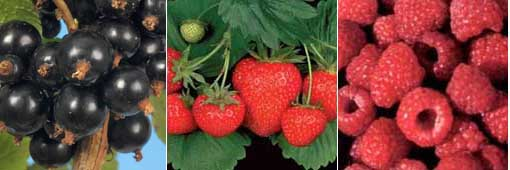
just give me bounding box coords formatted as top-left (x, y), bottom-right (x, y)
top-left (0, 0), bottom-right (165, 167)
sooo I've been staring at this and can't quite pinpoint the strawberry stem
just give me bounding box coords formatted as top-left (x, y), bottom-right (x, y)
top-left (311, 37), bottom-right (336, 51)
top-left (303, 44), bottom-right (313, 105)
top-left (189, 31), bottom-right (230, 68)
top-left (197, 3), bottom-right (220, 20)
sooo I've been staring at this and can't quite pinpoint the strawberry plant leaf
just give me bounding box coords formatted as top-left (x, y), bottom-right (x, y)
top-left (0, 0), bottom-right (41, 33)
top-left (271, 121), bottom-right (337, 170)
top-left (150, 91), bottom-right (166, 144)
top-left (0, 133), bottom-right (30, 170)
top-left (168, 132), bottom-right (251, 170)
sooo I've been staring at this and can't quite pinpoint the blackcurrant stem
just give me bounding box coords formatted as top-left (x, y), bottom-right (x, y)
top-left (142, 15), bottom-right (159, 31)
top-left (112, 52), bottom-right (122, 69)
top-left (73, 113), bottom-right (110, 170)
top-left (303, 44), bottom-right (313, 105)
top-left (151, 80), bottom-right (165, 97)
top-left (138, 98), bottom-right (154, 116)
top-left (62, 130), bottom-right (76, 145)
top-left (0, 121), bottom-right (5, 132)
top-left (13, 136), bottom-right (22, 146)
top-left (113, 113), bottom-right (125, 120)
top-left (71, 60), bottom-right (91, 80)
top-left (0, 60), bottom-right (13, 76)
top-left (52, 0), bottom-right (78, 32)
top-left (52, 123), bottom-right (64, 139)
top-left (34, 0), bottom-right (44, 10)
top-left (37, 63), bottom-right (50, 77)
top-left (134, 149), bottom-right (143, 162)
top-left (111, 0), bottom-right (127, 10)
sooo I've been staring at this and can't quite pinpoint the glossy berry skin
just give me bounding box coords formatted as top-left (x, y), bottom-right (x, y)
top-left (281, 106), bottom-right (327, 147)
top-left (167, 48), bottom-right (182, 93)
top-left (31, 43), bottom-right (63, 88)
top-left (167, 93), bottom-right (196, 135)
top-left (29, 131), bottom-right (76, 167)
top-left (192, 94), bottom-right (245, 137)
top-left (103, 66), bottom-right (151, 116)
top-left (64, 0), bottom-right (98, 26)
top-left (0, 83), bottom-right (48, 136)
top-left (95, 0), bottom-right (141, 18)
top-left (39, 12), bottom-right (61, 38)
top-left (108, 112), bottom-right (151, 153)
top-left (57, 30), bottom-right (114, 86)
top-left (129, 34), bottom-right (164, 65)
top-left (145, 52), bottom-right (165, 81)
top-left (54, 85), bottom-right (107, 138)
top-left (302, 70), bottom-right (337, 121)
top-left (0, 54), bottom-right (24, 85)
top-left (98, 18), bottom-right (141, 58)
top-left (138, 0), bottom-right (165, 34)
top-left (0, 20), bottom-right (41, 60)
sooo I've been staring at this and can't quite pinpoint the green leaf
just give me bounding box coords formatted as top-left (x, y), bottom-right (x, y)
top-left (271, 121), bottom-right (337, 170)
top-left (168, 132), bottom-right (251, 170)
top-left (0, 0), bottom-right (42, 33)
top-left (102, 152), bottom-right (119, 170)
top-left (0, 133), bottom-right (30, 170)
top-left (150, 91), bottom-right (167, 144)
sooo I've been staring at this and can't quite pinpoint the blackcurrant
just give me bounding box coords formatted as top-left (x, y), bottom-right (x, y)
top-left (39, 13), bottom-right (61, 38)
top-left (145, 52), bottom-right (165, 96)
top-left (0, 20), bottom-right (41, 60)
top-left (108, 112), bottom-right (151, 161)
top-left (31, 43), bottom-right (63, 88)
top-left (54, 84), bottom-right (107, 144)
top-left (29, 131), bottom-right (76, 168)
top-left (64, 0), bottom-right (98, 27)
top-left (103, 66), bottom-right (152, 116)
top-left (57, 30), bottom-right (114, 86)
top-left (0, 83), bottom-right (48, 136)
top-left (32, 0), bottom-right (56, 13)
top-left (138, 0), bottom-right (165, 34)
top-left (95, 0), bottom-right (141, 18)
top-left (0, 54), bottom-right (24, 84)
top-left (98, 18), bottom-right (141, 59)
top-left (128, 34), bottom-right (164, 65)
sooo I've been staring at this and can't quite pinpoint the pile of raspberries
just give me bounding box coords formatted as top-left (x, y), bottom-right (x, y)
top-left (338, 0), bottom-right (508, 169)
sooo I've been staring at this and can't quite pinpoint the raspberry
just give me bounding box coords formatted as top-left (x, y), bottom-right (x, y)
top-left (350, 118), bottom-right (412, 169)
top-left (345, 163), bottom-right (372, 170)
top-left (394, 0), bottom-right (448, 42)
top-left (415, 32), bottom-right (462, 80)
top-left (369, 42), bottom-right (425, 108)
top-left (346, 44), bottom-right (380, 90)
top-left (167, 48), bottom-right (183, 93)
top-left (380, 0), bottom-right (396, 11)
top-left (391, 159), bottom-right (427, 170)
top-left (469, 33), bottom-right (508, 82)
top-left (339, 20), bottom-right (367, 70)
top-left (450, 0), bottom-right (503, 42)
top-left (478, 145), bottom-right (507, 170)
top-left (338, 85), bottom-right (376, 136)
top-left (373, 15), bottom-right (399, 46)
top-left (435, 118), bottom-right (487, 158)
top-left (494, 0), bottom-right (508, 16)
top-left (446, 64), bottom-right (498, 114)
top-left (436, 153), bottom-right (484, 170)
top-left (481, 92), bottom-right (508, 143)
top-left (397, 88), bottom-right (453, 147)
top-left (338, 0), bottom-right (378, 25)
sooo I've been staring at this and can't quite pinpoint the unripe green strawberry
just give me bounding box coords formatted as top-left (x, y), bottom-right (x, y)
top-left (281, 106), bottom-right (327, 147)
top-left (303, 70), bottom-right (337, 121)
top-left (233, 57), bottom-right (302, 137)
top-left (167, 93), bottom-right (196, 135)
top-left (179, 20), bottom-right (206, 43)
top-left (192, 94), bottom-right (245, 138)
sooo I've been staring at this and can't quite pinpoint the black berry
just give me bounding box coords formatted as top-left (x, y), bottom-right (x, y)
top-left (95, 0), bottom-right (142, 18)
top-left (138, 0), bottom-right (165, 34)
top-left (98, 18), bottom-right (141, 58)
top-left (0, 54), bottom-right (24, 85)
top-left (0, 20), bottom-right (41, 60)
top-left (39, 13), bottom-right (61, 38)
top-left (29, 131), bottom-right (76, 168)
top-left (108, 112), bottom-right (151, 161)
top-left (129, 34), bottom-right (164, 65)
top-left (31, 43), bottom-right (63, 88)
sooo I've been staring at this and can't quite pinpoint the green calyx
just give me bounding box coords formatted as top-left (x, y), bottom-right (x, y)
top-left (249, 41), bottom-right (305, 63)
top-left (307, 43), bottom-right (336, 74)
top-left (202, 83), bottom-right (239, 110)
top-left (172, 47), bottom-right (206, 89)
top-left (180, 19), bottom-right (207, 43)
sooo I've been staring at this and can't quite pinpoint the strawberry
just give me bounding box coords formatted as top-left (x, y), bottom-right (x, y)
top-left (192, 90), bottom-right (245, 138)
top-left (303, 70), bottom-right (337, 121)
top-left (167, 48), bottom-right (183, 93)
top-left (167, 93), bottom-right (196, 135)
top-left (281, 106), bottom-right (327, 147)
top-left (179, 20), bottom-right (206, 43)
top-left (233, 53), bottom-right (302, 137)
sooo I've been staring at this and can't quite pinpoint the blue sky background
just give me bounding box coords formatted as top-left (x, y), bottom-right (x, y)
top-left (27, 21), bottom-right (166, 170)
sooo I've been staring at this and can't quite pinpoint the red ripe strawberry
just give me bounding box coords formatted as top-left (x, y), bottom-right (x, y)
top-left (450, 0), bottom-right (503, 42)
top-left (436, 153), bottom-right (484, 170)
top-left (481, 92), bottom-right (507, 143)
top-left (192, 93), bottom-right (245, 138)
top-left (167, 93), bottom-right (196, 135)
top-left (435, 117), bottom-right (487, 158)
top-left (369, 42), bottom-right (425, 108)
top-left (281, 106), bottom-right (327, 147)
top-left (339, 20), bottom-right (367, 70)
top-left (397, 87), bottom-right (453, 147)
top-left (303, 70), bottom-right (337, 121)
top-left (338, 0), bottom-right (378, 25)
top-left (167, 48), bottom-right (183, 93)
top-left (394, 0), bottom-right (448, 42)
top-left (346, 44), bottom-right (380, 90)
top-left (233, 57), bottom-right (302, 137)
top-left (469, 33), bottom-right (508, 82)
top-left (446, 64), bottom-right (498, 114)
top-left (350, 118), bottom-right (412, 169)
top-left (392, 159), bottom-right (427, 170)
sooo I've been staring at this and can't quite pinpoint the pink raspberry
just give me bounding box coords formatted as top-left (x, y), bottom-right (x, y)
top-left (339, 20), bottom-right (367, 70)
top-left (481, 92), bottom-right (508, 144)
top-left (478, 144), bottom-right (507, 170)
top-left (436, 153), bottom-right (484, 170)
top-left (338, 0), bottom-right (378, 25)
top-left (338, 85), bottom-right (376, 136)
top-left (450, 0), bottom-right (503, 42)
top-left (415, 32), bottom-right (462, 80)
top-left (346, 44), bottom-right (380, 90)
top-left (392, 159), bottom-right (427, 170)
top-left (373, 15), bottom-right (400, 46)
top-left (394, 0), bottom-right (448, 42)
top-left (469, 33), bottom-right (508, 82)
top-left (435, 117), bottom-right (487, 158)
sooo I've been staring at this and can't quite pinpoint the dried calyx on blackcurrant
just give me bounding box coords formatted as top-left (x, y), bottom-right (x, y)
top-left (0, 20), bottom-right (41, 61)
top-left (57, 30), bottom-right (114, 86)
top-left (54, 85), bottom-right (107, 145)
top-left (0, 83), bottom-right (48, 145)
top-left (0, 54), bottom-right (24, 84)
top-left (108, 112), bottom-right (151, 161)
top-left (128, 34), bottom-right (164, 65)
top-left (138, 0), bottom-right (165, 34)
top-left (103, 66), bottom-right (153, 117)
top-left (96, 0), bottom-right (142, 18)
top-left (145, 52), bottom-right (166, 96)
top-left (31, 43), bottom-right (64, 88)
top-left (29, 130), bottom-right (76, 168)
top-left (98, 18), bottom-right (141, 66)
